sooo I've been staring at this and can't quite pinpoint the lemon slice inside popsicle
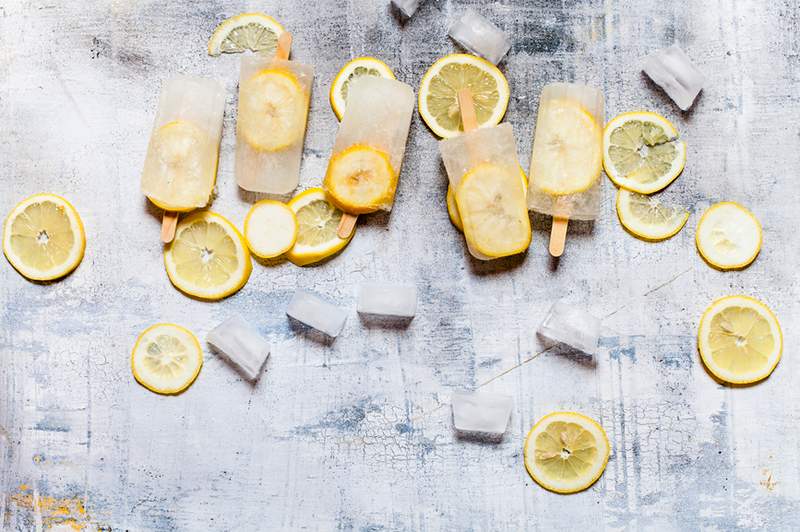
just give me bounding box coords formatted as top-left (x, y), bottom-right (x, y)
top-left (239, 68), bottom-right (308, 152)
top-left (324, 144), bottom-right (396, 214)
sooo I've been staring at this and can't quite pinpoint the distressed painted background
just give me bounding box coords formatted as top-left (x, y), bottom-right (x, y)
top-left (1, 0), bottom-right (799, 530)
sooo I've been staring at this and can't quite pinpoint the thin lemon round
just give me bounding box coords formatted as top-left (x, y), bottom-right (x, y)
top-left (418, 54), bottom-right (509, 138)
top-left (324, 144), bottom-right (396, 214)
top-left (3, 194), bottom-right (86, 281)
top-left (164, 211), bottom-right (252, 300)
top-left (244, 200), bottom-right (297, 259)
top-left (131, 323), bottom-right (203, 395)
top-left (603, 111), bottom-right (686, 194)
top-left (239, 68), bottom-right (308, 152)
top-left (286, 188), bottom-right (354, 266)
top-left (530, 100), bottom-right (603, 195)
top-left (208, 13), bottom-right (284, 56)
top-left (696, 202), bottom-right (761, 270)
top-left (698, 296), bottom-right (782, 385)
top-left (330, 57), bottom-right (395, 121)
top-left (447, 166), bottom-right (528, 233)
top-left (524, 412), bottom-right (610, 494)
top-left (616, 188), bottom-right (689, 241)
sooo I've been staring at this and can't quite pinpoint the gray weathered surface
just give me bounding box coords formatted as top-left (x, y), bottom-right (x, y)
top-left (2, 0), bottom-right (799, 530)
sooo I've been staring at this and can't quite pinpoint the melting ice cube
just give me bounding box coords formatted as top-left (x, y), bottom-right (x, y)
top-left (643, 45), bottom-right (705, 111)
top-left (286, 290), bottom-right (347, 338)
top-left (449, 8), bottom-right (511, 65)
top-left (357, 283), bottom-right (417, 318)
top-left (537, 301), bottom-right (602, 355)
top-left (392, 0), bottom-right (424, 18)
top-left (452, 392), bottom-right (513, 435)
top-left (206, 315), bottom-right (270, 381)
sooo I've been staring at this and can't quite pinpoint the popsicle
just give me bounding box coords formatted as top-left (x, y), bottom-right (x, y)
top-left (438, 89), bottom-right (530, 260)
top-left (528, 83), bottom-right (604, 257)
top-left (236, 33), bottom-right (312, 194)
top-left (141, 76), bottom-right (225, 242)
top-left (322, 75), bottom-right (415, 237)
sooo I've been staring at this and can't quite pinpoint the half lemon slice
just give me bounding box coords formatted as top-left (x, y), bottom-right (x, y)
top-left (3, 194), bottom-right (86, 281)
top-left (696, 202), bottom-right (761, 270)
top-left (286, 188), bottom-right (354, 266)
top-left (239, 68), bottom-right (308, 152)
top-left (164, 211), bottom-right (252, 300)
top-left (244, 200), bottom-right (298, 259)
top-left (524, 412), bottom-right (610, 494)
top-left (131, 323), bottom-right (203, 395)
top-left (616, 188), bottom-right (689, 241)
top-left (330, 57), bottom-right (395, 121)
top-left (698, 296), bottom-right (782, 385)
top-left (324, 144), bottom-right (396, 214)
top-left (604, 111), bottom-right (686, 194)
top-left (208, 13), bottom-right (284, 56)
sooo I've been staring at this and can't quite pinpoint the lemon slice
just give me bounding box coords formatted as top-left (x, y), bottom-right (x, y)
top-left (244, 200), bottom-right (297, 259)
top-left (524, 412), bottom-right (610, 494)
top-left (695, 202), bottom-right (761, 270)
top-left (698, 296), bottom-right (782, 385)
top-left (530, 100), bottom-right (603, 195)
top-left (616, 188), bottom-right (689, 241)
top-left (330, 57), bottom-right (395, 121)
top-left (208, 13), bottom-right (284, 56)
top-left (603, 111), bottom-right (686, 194)
top-left (131, 323), bottom-right (203, 395)
top-left (456, 163), bottom-right (531, 258)
top-left (2, 194), bottom-right (86, 281)
top-left (418, 54), bottom-right (509, 138)
top-left (164, 211), bottom-right (252, 300)
top-left (238, 68), bottom-right (308, 152)
top-left (447, 167), bottom-right (528, 233)
top-left (324, 144), bottom-right (396, 214)
top-left (286, 188), bottom-right (354, 266)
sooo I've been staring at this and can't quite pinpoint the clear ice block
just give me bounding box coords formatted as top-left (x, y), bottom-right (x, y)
top-left (452, 391), bottom-right (513, 434)
top-left (206, 315), bottom-right (271, 381)
top-left (236, 55), bottom-right (313, 194)
top-left (392, 0), bottom-right (424, 18)
top-left (537, 301), bottom-right (602, 355)
top-left (449, 8), bottom-right (511, 65)
top-left (357, 283), bottom-right (417, 318)
top-left (643, 45), bottom-right (705, 111)
top-left (324, 76), bottom-right (415, 212)
top-left (286, 290), bottom-right (347, 337)
top-left (528, 83), bottom-right (604, 220)
top-left (439, 123), bottom-right (530, 260)
top-left (141, 76), bottom-right (225, 211)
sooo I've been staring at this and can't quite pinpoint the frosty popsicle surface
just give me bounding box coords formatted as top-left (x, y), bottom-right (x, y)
top-left (141, 76), bottom-right (225, 212)
top-left (323, 76), bottom-right (415, 214)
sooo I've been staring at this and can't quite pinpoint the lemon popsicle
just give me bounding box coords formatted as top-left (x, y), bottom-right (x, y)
top-left (528, 83), bottom-right (603, 256)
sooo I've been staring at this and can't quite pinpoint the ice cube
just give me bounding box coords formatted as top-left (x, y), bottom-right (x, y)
top-left (452, 392), bottom-right (513, 434)
top-left (286, 290), bottom-right (347, 338)
top-left (357, 283), bottom-right (417, 318)
top-left (449, 8), bottom-right (511, 65)
top-left (392, 0), bottom-right (424, 18)
top-left (206, 315), bottom-right (270, 381)
top-left (537, 301), bottom-right (602, 355)
top-left (643, 45), bottom-right (705, 111)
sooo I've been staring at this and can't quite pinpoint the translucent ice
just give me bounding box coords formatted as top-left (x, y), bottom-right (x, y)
top-left (449, 8), bottom-right (511, 65)
top-left (537, 301), bottom-right (602, 355)
top-left (452, 392), bottom-right (513, 434)
top-left (392, 0), bottom-right (424, 18)
top-left (357, 283), bottom-right (417, 318)
top-left (643, 45), bottom-right (705, 111)
top-left (206, 315), bottom-right (270, 381)
top-left (286, 290), bottom-right (347, 337)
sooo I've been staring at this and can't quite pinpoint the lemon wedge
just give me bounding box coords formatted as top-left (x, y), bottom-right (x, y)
top-left (524, 412), bottom-right (610, 494)
top-left (324, 144), bottom-right (396, 214)
top-left (603, 111), bottom-right (686, 194)
top-left (418, 54), bottom-right (509, 138)
top-left (131, 323), bottom-right (203, 395)
top-left (208, 13), bottom-right (284, 56)
top-left (3, 194), bottom-right (86, 281)
top-left (164, 211), bottom-right (252, 300)
top-left (698, 296), bottom-right (782, 385)
top-left (244, 200), bottom-right (297, 259)
top-left (286, 188), bottom-right (354, 266)
top-left (239, 68), bottom-right (308, 152)
top-left (616, 188), bottom-right (689, 241)
top-left (330, 57), bottom-right (395, 121)
top-left (696, 202), bottom-right (761, 270)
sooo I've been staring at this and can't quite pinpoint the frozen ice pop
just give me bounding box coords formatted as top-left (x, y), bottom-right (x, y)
top-left (141, 76), bottom-right (225, 241)
top-left (236, 33), bottom-right (312, 194)
top-left (528, 83), bottom-right (604, 256)
top-left (323, 75), bottom-right (414, 235)
top-left (438, 90), bottom-right (530, 260)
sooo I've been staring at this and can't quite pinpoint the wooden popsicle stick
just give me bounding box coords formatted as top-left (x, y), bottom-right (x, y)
top-left (549, 216), bottom-right (568, 257)
top-left (275, 31), bottom-right (292, 61)
top-left (457, 88), bottom-right (478, 132)
top-left (161, 211), bottom-right (179, 243)
top-left (337, 213), bottom-right (358, 239)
